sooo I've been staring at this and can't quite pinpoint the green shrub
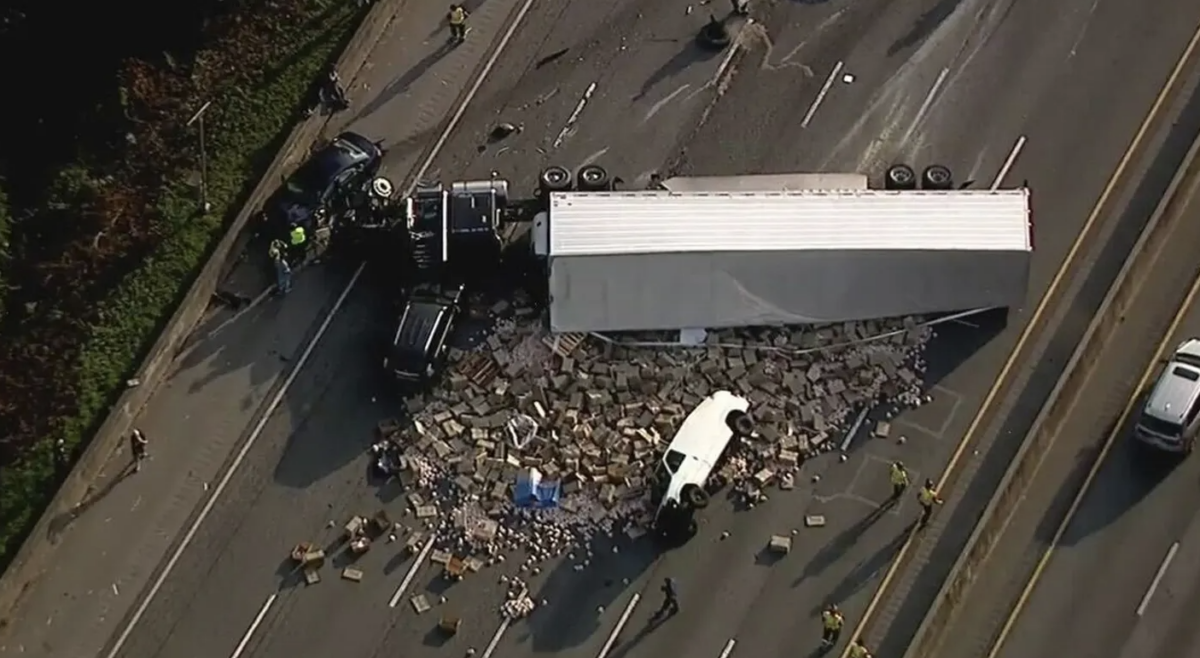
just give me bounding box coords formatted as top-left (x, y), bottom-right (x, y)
top-left (0, 0), bottom-right (361, 571)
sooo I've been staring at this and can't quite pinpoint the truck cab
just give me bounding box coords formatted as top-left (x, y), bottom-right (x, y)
top-left (385, 283), bottom-right (465, 385)
top-left (405, 178), bottom-right (508, 276)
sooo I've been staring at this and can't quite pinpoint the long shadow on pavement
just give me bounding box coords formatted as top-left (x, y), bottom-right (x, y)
top-left (874, 71), bottom-right (1200, 658)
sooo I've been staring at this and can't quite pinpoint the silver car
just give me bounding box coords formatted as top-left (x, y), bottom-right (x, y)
top-left (1135, 338), bottom-right (1200, 454)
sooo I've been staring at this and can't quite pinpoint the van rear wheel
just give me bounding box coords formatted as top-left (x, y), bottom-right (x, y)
top-left (682, 484), bottom-right (710, 509)
top-left (726, 410), bottom-right (754, 436)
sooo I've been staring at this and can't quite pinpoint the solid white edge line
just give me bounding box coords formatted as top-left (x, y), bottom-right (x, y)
top-left (992, 135), bottom-right (1028, 190)
top-left (801, 60), bottom-right (844, 128)
top-left (1137, 541), bottom-right (1180, 616)
top-left (597, 593), bottom-right (641, 658)
top-left (481, 618), bottom-right (513, 658)
top-left (719, 638), bottom-right (737, 658)
top-left (230, 593), bottom-right (277, 658)
top-left (389, 536), bottom-right (436, 607)
top-left (102, 0), bottom-right (541, 652)
top-left (902, 66), bottom-right (950, 144)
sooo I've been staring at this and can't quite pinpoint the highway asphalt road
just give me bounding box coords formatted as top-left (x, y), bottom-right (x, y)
top-left (929, 45), bottom-right (1200, 658)
top-left (5, 0), bottom-right (1200, 658)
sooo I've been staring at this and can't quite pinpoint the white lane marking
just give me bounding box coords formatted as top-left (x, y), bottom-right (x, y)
top-left (481, 586), bottom-right (526, 658)
top-left (553, 81), bottom-right (598, 148)
top-left (388, 536), bottom-right (436, 607)
top-left (801, 60), bottom-right (844, 128)
top-left (902, 66), bottom-right (950, 144)
top-left (481, 617), bottom-right (513, 658)
top-left (719, 638), bottom-right (737, 658)
top-left (1137, 541), bottom-right (1180, 616)
top-left (102, 0), bottom-right (539, 652)
top-left (992, 135), bottom-right (1028, 190)
top-left (230, 594), bottom-right (276, 658)
top-left (597, 593), bottom-right (641, 658)
top-left (839, 406), bottom-right (869, 453)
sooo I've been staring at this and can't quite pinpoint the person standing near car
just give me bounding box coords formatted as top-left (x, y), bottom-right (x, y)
top-left (288, 224), bottom-right (308, 265)
top-left (448, 4), bottom-right (470, 43)
top-left (269, 238), bottom-right (293, 294)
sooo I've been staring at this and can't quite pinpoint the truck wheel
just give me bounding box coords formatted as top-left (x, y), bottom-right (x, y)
top-left (576, 164), bottom-right (611, 191)
top-left (538, 166), bottom-right (573, 195)
top-left (726, 410), bottom-right (754, 436)
top-left (922, 164), bottom-right (954, 190)
top-left (885, 164), bottom-right (917, 190)
top-left (682, 484), bottom-right (710, 509)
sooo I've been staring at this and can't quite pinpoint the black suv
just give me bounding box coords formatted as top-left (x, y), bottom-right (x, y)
top-left (385, 283), bottom-right (465, 384)
top-left (261, 131), bottom-right (383, 238)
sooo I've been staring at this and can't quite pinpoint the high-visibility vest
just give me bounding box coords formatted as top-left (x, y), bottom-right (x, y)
top-left (918, 487), bottom-right (938, 505)
top-left (449, 7), bottom-right (467, 24)
top-left (890, 464), bottom-right (908, 486)
top-left (822, 611), bottom-right (843, 631)
top-left (289, 226), bottom-right (307, 246)
top-left (849, 645), bottom-right (871, 658)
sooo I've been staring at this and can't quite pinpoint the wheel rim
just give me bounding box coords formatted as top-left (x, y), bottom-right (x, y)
top-left (545, 168), bottom-right (568, 185)
top-left (890, 167), bottom-right (914, 185)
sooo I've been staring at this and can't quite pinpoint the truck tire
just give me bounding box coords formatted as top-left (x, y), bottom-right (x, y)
top-left (884, 164), bottom-right (917, 190)
top-left (682, 484), bottom-right (710, 510)
top-left (576, 164), bottom-right (611, 191)
top-left (726, 410), bottom-right (754, 436)
top-left (538, 166), bottom-right (573, 195)
top-left (922, 164), bottom-right (954, 190)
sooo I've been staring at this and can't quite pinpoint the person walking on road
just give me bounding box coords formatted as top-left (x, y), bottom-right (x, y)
top-left (130, 428), bottom-right (149, 472)
top-left (917, 478), bottom-right (943, 527)
top-left (888, 460), bottom-right (909, 502)
top-left (655, 577), bottom-right (680, 618)
top-left (848, 638), bottom-right (873, 658)
top-left (448, 4), bottom-right (470, 43)
top-left (820, 603), bottom-right (844, 649)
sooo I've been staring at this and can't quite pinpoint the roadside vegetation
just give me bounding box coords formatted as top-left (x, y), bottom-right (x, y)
top-left (0, 0), bottom-right (364, 570)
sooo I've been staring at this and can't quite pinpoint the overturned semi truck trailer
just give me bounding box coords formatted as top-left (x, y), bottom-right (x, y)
top-left (532, 174), bottom-right (1032, 333)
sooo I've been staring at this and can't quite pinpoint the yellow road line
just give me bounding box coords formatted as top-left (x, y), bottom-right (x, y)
top-left (983, 163), bottom-right (1200, 658)
top-left (838, 20), bottom-right (1200, 658)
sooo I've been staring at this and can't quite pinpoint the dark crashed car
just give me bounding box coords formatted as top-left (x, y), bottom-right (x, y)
top-left (260, 131), bottom-right (383, 237)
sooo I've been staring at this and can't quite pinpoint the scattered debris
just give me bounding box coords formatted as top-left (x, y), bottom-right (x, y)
top-left (768, 535), bottom-right (792, 554)
top-left (361, 290), bottom-right (933, 574)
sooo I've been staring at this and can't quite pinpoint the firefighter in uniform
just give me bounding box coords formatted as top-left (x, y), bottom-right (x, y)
top-left (917, 478), bottom-right (943, 527)
top-left (848, 638), bottom-right (872, 658)
top-left (448, 4), bottom-right (470, 42)
top-left (269, 238), bottom-right (292, 294)
top-left (820, 604), bottom-right (844, 649)
top-left (888, 461), bottom-right (910, 502)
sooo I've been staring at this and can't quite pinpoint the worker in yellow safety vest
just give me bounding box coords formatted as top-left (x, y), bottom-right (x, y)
top-left (888, 461), bottom-right (909, 501)
top-left (848, 638), bottom-right (873, 658)
top-left (917, 478), bottom-right (943, 527)
top-left (820, 604), bottom-right (844, 648)
top-left (448, 4), bottom-right (470, 42)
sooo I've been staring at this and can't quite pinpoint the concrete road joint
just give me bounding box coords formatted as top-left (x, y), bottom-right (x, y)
top-left (900, 29), bottom-right (1200, 658)
top-left (0, 0), bottom-right (403, 630)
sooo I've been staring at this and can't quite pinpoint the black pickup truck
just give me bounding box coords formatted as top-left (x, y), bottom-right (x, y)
top-left (384, 283), bottom-right (465, 385)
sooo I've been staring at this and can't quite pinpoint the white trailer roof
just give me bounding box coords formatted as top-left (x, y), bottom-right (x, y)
top-left (548, 189), bottom-right (1031, 257)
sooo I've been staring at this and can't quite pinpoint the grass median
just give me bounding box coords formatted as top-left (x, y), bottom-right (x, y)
top-left (0, 0), bottom-right (363, 571)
